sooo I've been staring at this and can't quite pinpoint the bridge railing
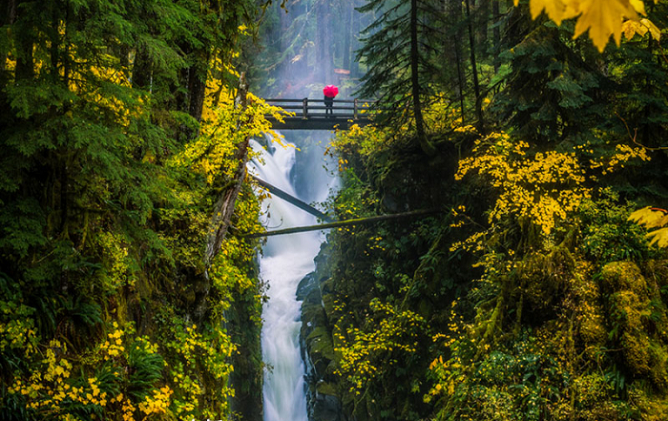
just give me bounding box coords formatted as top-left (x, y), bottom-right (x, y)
top-left (264, 98), bottom-right (375, 120)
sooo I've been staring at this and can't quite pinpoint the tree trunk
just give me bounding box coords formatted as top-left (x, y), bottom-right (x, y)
top-left (443, 0), bottom-right (466, 122)
top-left (14, 1), bottom-right (34, 81)
top-left (251, 175), bottom-right (332, 222)
top-left (2, 0), bottom-right (16, 24)
top-left (455, 38), bottom-right (466, 123)
top-left (351, 0), bottom-right (361, 78)
top-left (194, 74), bottom-right (252, 323)
top-left (342, 0), bottom-right (353, 72)
top-left (493, 0), bottom-right (500, 72)
top-left (410, 0), bottom-right (434, 155)
top-left (187, 50), bottom-right (209, 124)
top-left (204, 74), bottom-right (252, 269)
top-left (465, 0), bottom-right (485, 135)
top-left (0, 0), bottom-right (15, 117)
top-left (479, 0), bottom-right (491, 47)
top-left (245, 208), bottom-right (443, 238)
top-left (316, 0), bottom-right (333, 82)
top-left (132, 47), bottom-right (152, 91)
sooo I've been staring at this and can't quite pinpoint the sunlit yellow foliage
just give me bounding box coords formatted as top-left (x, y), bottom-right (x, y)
top-left (622, 17), bottom-right (662, 40)
top-left (162, 319), bottom-right (236, 419)
top-left (629, 207), bottom-right (668, 248)
top-left (9, 330), bottom-right (174, 420)
top-left (1, 10), bottom-right (265, 421)
top-left (137, 386), bottom-right (172, 416)
top-left (517, 0), bottom-right (660, 51)
top-left (172, 81), bottom-right (290, 185)
top-left (334, 299), bottom-right (425, 394)
top-left (96, 231), bottom-right (135, 289)
top-left (423, 97), bottom-right (478, 135)
top-left (0, 303), bottom-right (38, 357)
top-left (155, 72), bottom-right (265, 421)
top-left (589, 143), bottom-right (651, 175)
top-left (455, 132), bottom-right (591, 236)
top-left (101, 323), bottom-right (127, 359)
top-left (333, 123), bottom-right (395, 163)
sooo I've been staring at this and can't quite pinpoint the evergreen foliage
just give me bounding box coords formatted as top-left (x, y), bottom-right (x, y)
top-left (355, 0), bottom-right (443, 154)
top-left (250, 0), bottom-right (370, 98)
top-left (0, 0), bottom-right (272, 419)
top-left (3, 0), bottom-right (668, 420)
top-left (490, 12), bottom-right (608, 145)
top-left (289, 1), bottom-right (668, 420)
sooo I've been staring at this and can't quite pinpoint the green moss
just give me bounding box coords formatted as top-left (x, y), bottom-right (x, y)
top-left (600, 261), bottom-right (647, 294)
top-left (649, 343), bottom-right (668, 388)
top-left (622, 330), bottom-right (651, 375)
top-left (316, 381), bottom-right (338, 396)
top-left (307, 326), bottom-right (335, 361)
top-left (321, 291), bottom-right (337, 320)
top-left (646, 260), bottom-right (668, 289)
top-left (580, 311), bottom-right (606, 348)
top-left (628, 386), bottom-right (668, 421)
top-left (573, 270), bottom-right (607, 352)
top-left (598, 262), bottom-right (668, 386)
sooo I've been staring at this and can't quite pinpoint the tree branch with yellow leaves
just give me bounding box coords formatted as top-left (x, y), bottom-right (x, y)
top-left (516, 0), bottom-right (661, 52)
top-left (629, 207), bottom-right (668, 248)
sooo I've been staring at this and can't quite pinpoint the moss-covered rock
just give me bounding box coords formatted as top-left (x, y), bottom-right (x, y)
top-left (600, 261), bottom-right (668, 385)
top-left (298, 241), bottom-right (346, 421)
top-left (600, 261), bottom-right (647, 294)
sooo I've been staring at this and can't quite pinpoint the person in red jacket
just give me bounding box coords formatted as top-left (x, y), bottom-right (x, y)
top-left (323, 85), bottom-right (338, 118)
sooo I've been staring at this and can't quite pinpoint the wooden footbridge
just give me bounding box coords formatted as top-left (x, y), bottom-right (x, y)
top-left (248, 99), bottom-right (438, 237)
top-left (264, 98), bottom-right (374, 130)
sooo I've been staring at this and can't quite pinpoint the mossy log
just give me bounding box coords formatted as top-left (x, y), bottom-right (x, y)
top-left (244, 208), bottom-right (444, 238)
top-left (250, 174), bottom-right (333, 222)
top-left (205, 73), bottom-right (251, 268)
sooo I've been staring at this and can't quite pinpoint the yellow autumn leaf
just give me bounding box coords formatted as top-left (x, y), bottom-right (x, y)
top-left (621, 17), bottom-right (660, 43)
top-left (573, 0), bottom-right (638, 51)
top-left (623, 19), bottom-right (649, 39)
top-left (629, 207), bottom-right (668, 248)
top-left (643, 18), bottom-right (662, 40)
top-left (647, 227), bottom-right (668, 248)
top-left (629, 207), bottom-right (668, 229)
top-left (526, 0), bottom-right (578, 24)
top-left (629, 0), bottom-right (647, 14)
top-left (521, 0), bottom-right (660, 52)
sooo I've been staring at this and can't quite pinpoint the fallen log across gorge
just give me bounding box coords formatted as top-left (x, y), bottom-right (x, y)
top-left (243, 208), bottom-right (444, 238)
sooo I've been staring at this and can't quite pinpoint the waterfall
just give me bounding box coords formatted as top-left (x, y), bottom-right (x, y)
top-left (248, 135), bottom-right (335, 421)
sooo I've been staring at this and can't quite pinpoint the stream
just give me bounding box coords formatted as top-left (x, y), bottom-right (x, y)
top-left (248, 134), bottom-right (336, 421)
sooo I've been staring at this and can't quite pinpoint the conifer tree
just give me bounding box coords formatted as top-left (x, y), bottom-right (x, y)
top-left (355, 0), bottom-right (442, 155)
top-left (0, 0), bottom-right (266, 418)
top-left (490, 7), bottom-right (608, 146)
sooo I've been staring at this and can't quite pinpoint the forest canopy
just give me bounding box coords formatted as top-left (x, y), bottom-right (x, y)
top-left (1, 0), bottom-right (668, 420)
top-left (291, 0), bottom-right (668, 420)
top-left (0, 0), bottom-right (278, 419)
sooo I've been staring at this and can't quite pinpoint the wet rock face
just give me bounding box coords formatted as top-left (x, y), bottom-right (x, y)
top-left (298, 242), bottom-right (346, 421)
top-left (312, 390), bottom-right (344, 421)
top-left (297, 272), bottom-right (317, 302)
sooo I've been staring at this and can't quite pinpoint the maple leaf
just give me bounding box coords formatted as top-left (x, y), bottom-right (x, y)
top-left (526, 0), bottom-right (578, 24)
top-left (629, 207), bottom-right (668, 248)
top-left (629, 0), bottom-right (647, 14)
top-left (629, 207), bottom-right (668, 229)
top-left (622, 18), bottom-right (662, 41)
top-left (521, 0), bottom-right (660, 52)
top-left (647, 228), bottom-right (668, 248)
top-left (573, 0), bottom-right (639, 52)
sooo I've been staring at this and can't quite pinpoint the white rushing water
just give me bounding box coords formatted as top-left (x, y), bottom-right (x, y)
top-left (248, 136), bottom-right (335, 421)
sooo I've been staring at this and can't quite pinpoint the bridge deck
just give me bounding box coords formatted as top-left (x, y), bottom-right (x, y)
top-left (264, 98), bottom-right (373, 130)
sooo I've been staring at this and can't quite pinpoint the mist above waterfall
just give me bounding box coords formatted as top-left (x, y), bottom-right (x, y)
top-left (249, 0), bottom-right (375, 100)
